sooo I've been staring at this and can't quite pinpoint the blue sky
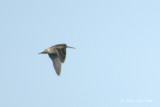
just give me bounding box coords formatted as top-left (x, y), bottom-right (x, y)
top-left (0, 0), bottom-right (160, 107)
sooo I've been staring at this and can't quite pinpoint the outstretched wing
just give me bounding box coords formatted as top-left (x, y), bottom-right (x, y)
top-left (48, 54), bottom-right (61, 75)
top-left (56, 48), bottom-right (66, 63)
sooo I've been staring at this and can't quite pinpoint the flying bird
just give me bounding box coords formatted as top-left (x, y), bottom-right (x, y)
top-left (39, 44), bottom-right (75, 76)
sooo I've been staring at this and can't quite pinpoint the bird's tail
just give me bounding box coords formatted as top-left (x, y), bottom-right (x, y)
top-left (39, 50), bottom-right (47, 54)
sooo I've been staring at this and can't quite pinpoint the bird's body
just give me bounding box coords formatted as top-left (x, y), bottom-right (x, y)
top-left (39, 44), bottom-right (75, 76)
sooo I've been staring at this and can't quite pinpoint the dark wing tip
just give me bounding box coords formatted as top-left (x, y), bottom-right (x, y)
top-left (48, 54), bottom-right (62, 76)
top-left (57, 72), bottom-right (61, 76)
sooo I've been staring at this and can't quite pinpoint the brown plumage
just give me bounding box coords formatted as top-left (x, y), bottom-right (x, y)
top-left (39, 44), bottom-right (75, 76)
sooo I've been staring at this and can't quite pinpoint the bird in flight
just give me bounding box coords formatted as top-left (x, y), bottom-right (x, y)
top-left (39, 44), bottom-right (75, 76)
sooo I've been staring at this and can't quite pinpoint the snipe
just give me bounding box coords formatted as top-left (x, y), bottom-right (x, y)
top-left (39, 44), bottom-right (75, 76)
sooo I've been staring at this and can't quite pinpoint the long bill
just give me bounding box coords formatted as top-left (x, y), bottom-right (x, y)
top-left (67, 46), bottom-right (75, 49)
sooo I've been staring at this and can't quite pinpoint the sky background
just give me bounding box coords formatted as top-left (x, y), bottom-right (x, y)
top-left (0, 0), bottom-right (160, 107)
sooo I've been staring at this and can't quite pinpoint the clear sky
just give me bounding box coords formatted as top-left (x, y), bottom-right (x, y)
top-left (0, 0), bottom-right (160, 107)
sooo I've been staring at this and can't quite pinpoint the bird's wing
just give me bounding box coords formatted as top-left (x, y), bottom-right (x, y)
top-left (48, 54), bottom-right (61, 76)
top-left (56, 48), bottom-right (66, 63)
